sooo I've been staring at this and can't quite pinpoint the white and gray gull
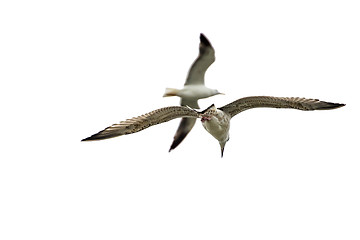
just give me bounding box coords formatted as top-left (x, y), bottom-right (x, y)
top-left (82, 96), bottom-right (345, 157)
top-left (163, 33), bottom-right (223, 152)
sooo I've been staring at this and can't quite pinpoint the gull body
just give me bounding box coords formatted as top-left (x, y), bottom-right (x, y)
top-left (200, 105), bottom-right (230, 157)
top-left (163, 33), bottom-right (222, 151)
top-left (165, 85), bottom-right (221, 102)
top-left (82, 96), bottom-right (345, 157)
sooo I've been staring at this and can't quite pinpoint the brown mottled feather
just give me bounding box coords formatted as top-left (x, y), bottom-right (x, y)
top-left (219, 96), bottom-right (345, 118)
top-left (82, 106), bottom-right (199, 141)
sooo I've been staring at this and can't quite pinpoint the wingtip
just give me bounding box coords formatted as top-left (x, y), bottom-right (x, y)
top-left (169, 138), bottom-right (180, 152)
top-left (337, 103), bottom-right (346, 108)
top-left (322, 102), bottom-right (346, 110)
top-left (199, 104), bottom-right (215, 114)
top-left (81, 136), bottom-right (93, 141)
top-left (199, 33), bottom-right (211, 46)
top-left (169, 142), bottom-right (176, 152)
top-left (168, 132), bottom-right (186, 152)
top-left (81, 134), bottom-right (102, 141)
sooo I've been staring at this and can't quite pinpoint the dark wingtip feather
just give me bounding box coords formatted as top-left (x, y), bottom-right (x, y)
top-left (200, 33), bottom-right (211, 46)
top-left (81, 132), bottom-right (110, 141)
top-left (169, 138), bottom-right (181, 152)
top-left (169, 142), bottom-right (177, 152)
top-left (199, 104), bottom-right (215, 114)
top-left (169, 131), bottom-right (188, 152)
top-left (169, 118), bottom-right (196, 152)
top-left (81, 135), bottom-right (98, 141)
top-left (319, 102), bottom-right (346, 110)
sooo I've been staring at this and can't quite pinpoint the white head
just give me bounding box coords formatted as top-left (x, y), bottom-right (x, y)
top-left (210, 89), bottom-right (224, 97)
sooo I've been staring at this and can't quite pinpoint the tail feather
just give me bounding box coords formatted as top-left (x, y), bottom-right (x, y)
top-left (163, 88), bottom-right (179, 97)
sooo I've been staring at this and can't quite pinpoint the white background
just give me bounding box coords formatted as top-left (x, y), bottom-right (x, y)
top-left (1, 0), bottom-right (359, 239)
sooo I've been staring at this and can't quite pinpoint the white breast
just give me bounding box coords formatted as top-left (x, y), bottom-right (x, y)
top-left (201, 110), bottom-right (230, 142)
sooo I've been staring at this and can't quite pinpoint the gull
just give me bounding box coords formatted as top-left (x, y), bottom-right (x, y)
top-left (82, 96), bottom-right (345, 157)
top-left (163, 33), bottom-right (223, 152)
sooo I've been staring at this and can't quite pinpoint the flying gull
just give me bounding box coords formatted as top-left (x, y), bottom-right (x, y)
top-left (82, 96), bottom-right (345, 157)
top-left (163, 33), bottom-right (223, 152)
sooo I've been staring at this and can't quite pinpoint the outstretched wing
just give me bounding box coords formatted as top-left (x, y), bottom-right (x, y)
top-left (219, 96), bottom-right (345, 118)
top-left (82, 106), bottom-right (199, 141)
top-left (184, 33), bottom-right (215, 86)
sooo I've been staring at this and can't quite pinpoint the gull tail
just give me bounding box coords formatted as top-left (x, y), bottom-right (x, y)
top-left (163, 88), bottom-right (180, 97)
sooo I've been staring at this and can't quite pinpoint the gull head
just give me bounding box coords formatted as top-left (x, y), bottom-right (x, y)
top-left (211, 89), bottom-right (225, 97)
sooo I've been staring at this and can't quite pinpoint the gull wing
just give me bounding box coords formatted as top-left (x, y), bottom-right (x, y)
top-left (219, 96), bottom-right (345, 118)
top-left (184, 33), bottom-right (215, 86)
top-left (169, 34), bottom-right (214, 151)
top-left (169, 117), bottom-right (197, 152)
top-left (169, 97), bottom-right (199, 151)
top-left (170, 80), bottom-right (204, 151)
top-left (82, 106), bottom-right (199, 141)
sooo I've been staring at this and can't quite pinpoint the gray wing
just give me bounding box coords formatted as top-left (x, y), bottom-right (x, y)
top-left (170, 98), bottom-right (199, 151)
top-left (184, 33), bottom-right (215, 86)
top-left (169, 117), bottom-right (197, 152)
top-left (171, 73), bottom-right (204, 151)
top-left (82, 106), bottom-right (199, 141)
top-left (219, 96), bottom-right (345, 118)
top-left (180, 98), bottom-right (200, 109)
